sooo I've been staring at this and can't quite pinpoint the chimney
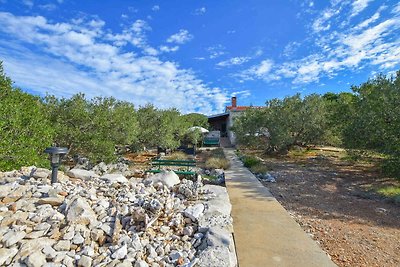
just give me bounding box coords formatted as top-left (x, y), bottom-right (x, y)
top-left (231, 96), bottom-right (237, 107)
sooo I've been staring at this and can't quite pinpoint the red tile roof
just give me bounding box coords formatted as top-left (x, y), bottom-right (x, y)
top-left (226, 106), bottom-right (264, 111)
top-left (226, 106), bottom-right (251, 111)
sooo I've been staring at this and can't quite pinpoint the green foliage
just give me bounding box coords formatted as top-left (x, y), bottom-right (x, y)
top-left (0, 62), bottom-right (54, 170)
top-left (45, 94), bottom-right (138, 163)
top-left (135, 105), bottom-right (186, 150)
top-left (233, 94), bottom-right (328, 152)
top-left (376, 186), bottom-right (400, 203)
top-left (232, 71), bottom-right (400, 179)
top-left (181, 113), bottom-right (208, 128)
top-left (242, 155), bottom-right (261, 168)
top-left (230, 108), bottom-right (268, 148)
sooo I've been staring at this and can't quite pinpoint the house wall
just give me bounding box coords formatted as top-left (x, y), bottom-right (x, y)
top-left (227, 111), bottom-right (242, 145)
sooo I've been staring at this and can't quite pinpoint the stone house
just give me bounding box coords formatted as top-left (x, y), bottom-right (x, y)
top-left (208, 97), bottom-right (258, 145)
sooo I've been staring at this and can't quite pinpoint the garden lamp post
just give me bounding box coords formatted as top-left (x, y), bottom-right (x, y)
top-left (44, 147), bottom-right (68, 184)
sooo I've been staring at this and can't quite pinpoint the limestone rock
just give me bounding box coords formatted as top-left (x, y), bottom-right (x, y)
top-left (66, 198), bottom-right (97, 225)
top-left (197, 245), bottom-right (234, 267)
top-left (111, 245), bottom-right (127, 260)
top-left (25, 251), bottom-right (47, 267)
top-left (37, 196), bottom-right (65, 206)
top-left (100, 173), bottom-right (128, 184)
top-left (0, 247), bottom-right (18, 265)
top-left (54, 240), bottom-right (71, 251)
top-left (2, 230), bottom-right (26, 247)
top-left (184, 204), bottom-right (204, 222)
top-left (78, 255), bottom-right (93, 267)
top-left (134, 260), bottom-right (149, 267)
top-left (66, 169), bottom-right (99, 180)
top-left (145, 171), bottom-right (180, 188)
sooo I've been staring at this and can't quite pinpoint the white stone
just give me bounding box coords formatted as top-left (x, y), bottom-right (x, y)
top-left (63, 230), bottom-right (75, 240)
top-left (100, 173), bottom-right (128, 184)
top-left (145, 171), bottom-right (180, 188)
top-left (25, 251), bottom-right (46, 267)
top-left (134, 260), bottom-right (149, 267)
top-left (197, 245), bottom-right (234, 267)
top-left (111, 245), bottom-right (127, 260)
top-left (53, 240), bottom-right (71, 251)
top-left (203, 185), bottom-right (232, 216)
top-left (184, 204), bottom-right (204, 222)
top-left (66, 169), bottom-right (99, 180)
top-left (0, 247), bottom-right (18, 265)
top-left (78, 255), bottom-right (92, 267)
top-left (66, 198), bottom-right (97, 225)
top-left (72, 233), bottom-right (84, 245)
top-left (2, 230), bottom-right (26, 247)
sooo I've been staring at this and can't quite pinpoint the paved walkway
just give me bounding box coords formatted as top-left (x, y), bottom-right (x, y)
top-left (223, 148), bottom-right (336, 267)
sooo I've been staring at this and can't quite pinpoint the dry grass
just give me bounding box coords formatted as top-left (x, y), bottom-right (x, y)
top-left (165, 151), bottom-right (188, 160)
top-left (249, 163), bottom-right (271, 174)
top-left (205, 157), bottom-right (230, 170)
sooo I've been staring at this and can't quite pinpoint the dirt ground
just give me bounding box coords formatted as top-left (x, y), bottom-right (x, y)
top-left (246, 149), bottom-right (400, 267)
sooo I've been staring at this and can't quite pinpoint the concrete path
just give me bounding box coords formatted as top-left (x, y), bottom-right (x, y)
top-left (223, 148), bottom-right (336, 267)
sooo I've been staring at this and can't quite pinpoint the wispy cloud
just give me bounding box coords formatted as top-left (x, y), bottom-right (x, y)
top-left (152, 5), bottom-right (160, 11)
top-left (206, 45), bottom-right (226, 59)
top-left (166, 29), bottom-right (193, 44)
top-left (194, 7), bottom-right (206, 15)
top-left (0, 12), bottom-right (228, 114)
top-left (239, 1), bottom-right (400, 85)
top-left (216, 57), bottom-right (250, 68)
top-left (351, 0), bottom-right (374, 17)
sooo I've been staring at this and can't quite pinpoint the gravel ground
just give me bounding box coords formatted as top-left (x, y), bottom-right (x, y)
top-left (255, 154), bottom-right (400, 267)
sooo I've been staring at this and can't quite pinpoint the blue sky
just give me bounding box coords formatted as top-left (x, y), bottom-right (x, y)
top-left (0, 0), bottom-right (399, 114)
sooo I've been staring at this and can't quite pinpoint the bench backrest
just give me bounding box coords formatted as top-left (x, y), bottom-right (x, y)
top-left (151, 159), bottom-right (196, 167)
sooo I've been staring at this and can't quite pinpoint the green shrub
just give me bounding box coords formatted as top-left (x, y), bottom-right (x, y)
top-left (0, 63), bottom-right (54, 171)
top-left (242, 155), bottom-right (261, 168)
top-left (380, 157), bottom-right (400, 179)
top-left (377, 186), bottom-right (400, 203)
top-left (45, 94), bottom-right (138, 163)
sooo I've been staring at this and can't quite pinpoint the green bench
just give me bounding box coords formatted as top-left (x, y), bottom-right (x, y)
top-left (146, 159), bottom-right (197, 176)
top-left (203, 137), bottom-right (220, 146)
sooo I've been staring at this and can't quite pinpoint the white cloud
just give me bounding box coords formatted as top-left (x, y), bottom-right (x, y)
top-left (237, 59), bottom-right (275, 81)
top-left (254, 60), bottom-right (273, 76)
top-left (239, 2), bottom-right (400, 85)
top-left (38, 4), bottom-right (57, 11)
top-left (152, 5), bottom-right (160, 11)
top-left (216, 57), bottom-right (250, 67)
top-left (0, 12), bottom-right (228, 114)
top-left (231, 90), bottom-right (251, 98)
top-left (159, 45), bottom-right (179, 53)
top-left (194, 7), bottom-right (206, 15)
top-left (166, 29), bottom-right (193, 44)
top-left (351, 0), bottom-right (374, 17)
top-left (207, 45), bottom-right (226, 59)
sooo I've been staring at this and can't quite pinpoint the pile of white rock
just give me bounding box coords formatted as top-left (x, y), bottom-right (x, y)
top-left (0, 166), bottom-right (236, 267)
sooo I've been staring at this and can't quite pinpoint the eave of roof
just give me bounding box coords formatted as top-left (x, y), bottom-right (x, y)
top-left (207, 112), bottom-right (229, 119)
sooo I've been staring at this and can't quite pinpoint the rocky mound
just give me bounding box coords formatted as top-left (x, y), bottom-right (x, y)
top-left (0, 167), bottom-right (236, 267)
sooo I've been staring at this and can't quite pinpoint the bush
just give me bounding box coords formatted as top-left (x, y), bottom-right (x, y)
top-left (242, 155), bottom-right (261, 168)
top-left (205, 157), bottom-right (230, 170)
top-left (249, 163), bottom-right (270, 174)
top-left (0, 63), bottom-right (54, 171)
top-left (45, 94), bottom-right (138, 163)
